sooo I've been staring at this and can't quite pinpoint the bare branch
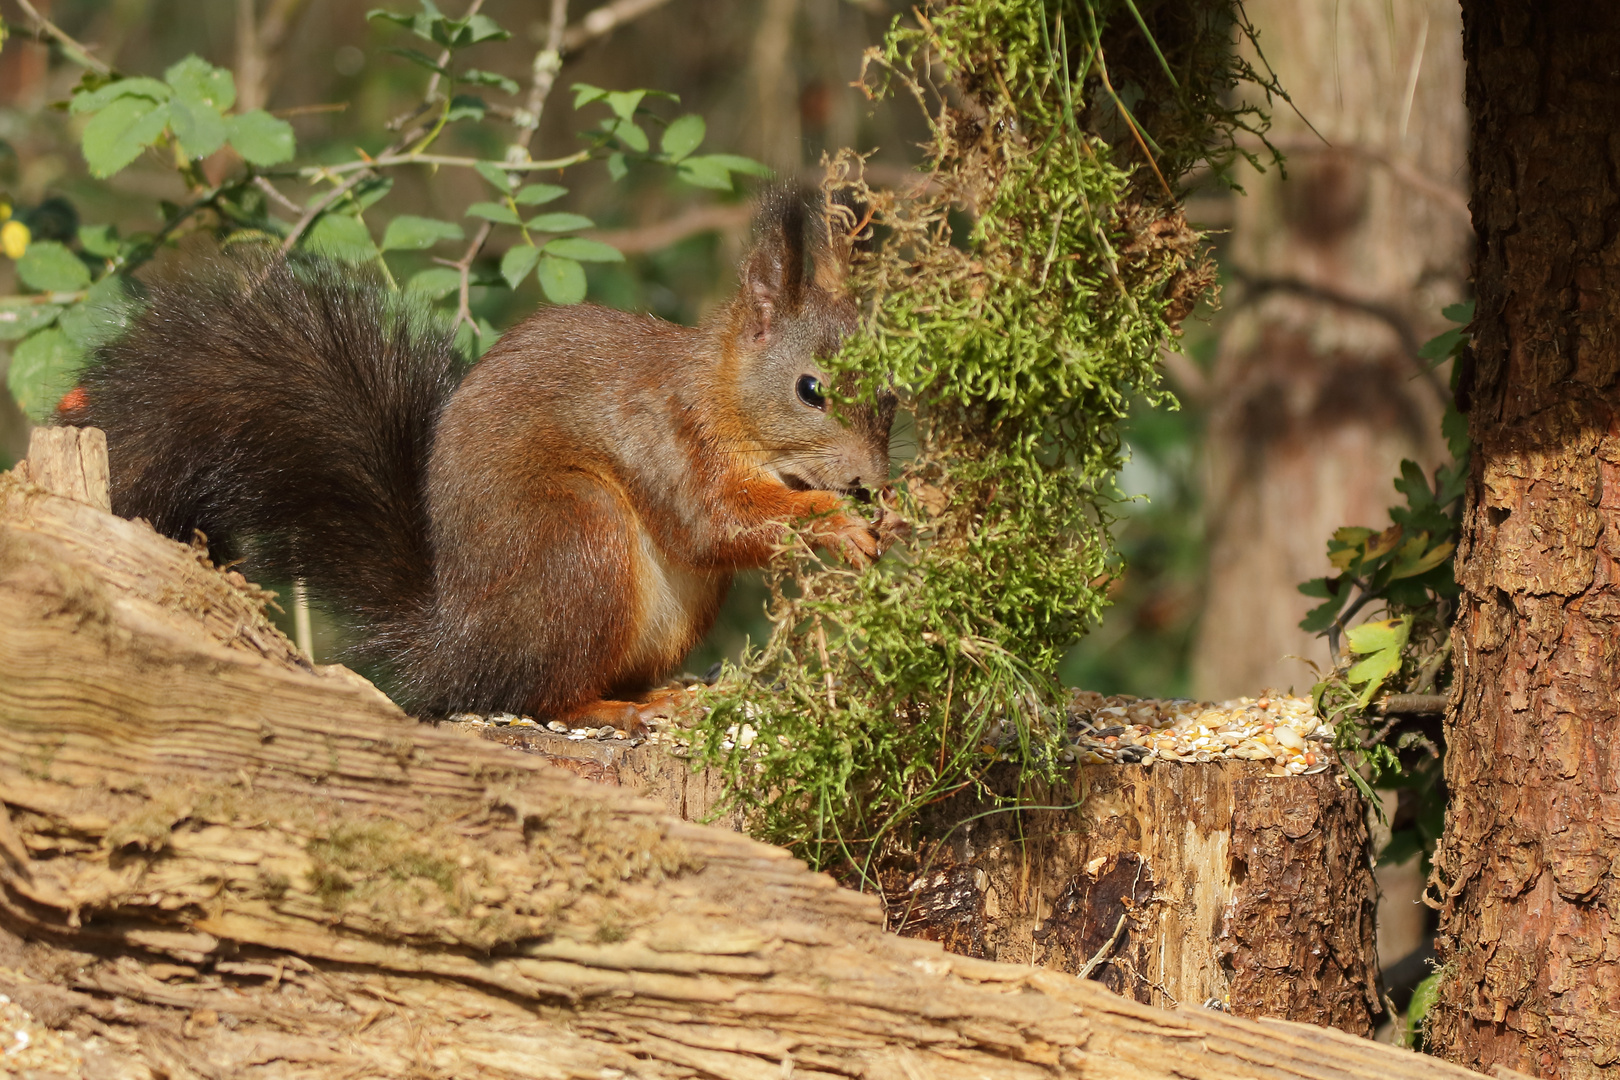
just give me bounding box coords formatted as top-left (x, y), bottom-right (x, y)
top-left (561, 0), bottom-right (675, 53)
top-left (12, 0), bottom-right (112, 75)
top-left (236, 0), bottom-right (310, 113)
top-left (585, 202), bottom-right (753, 256)
top-left (443, 221), bottom-right (496, 337)
top-left (253, 175), bottom-right (302, 215)
top-left (504, 0), bottom-right (569, 157)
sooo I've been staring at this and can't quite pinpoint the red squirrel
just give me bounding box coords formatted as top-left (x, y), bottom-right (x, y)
top-left (66, 190), bottom-right (898, 725)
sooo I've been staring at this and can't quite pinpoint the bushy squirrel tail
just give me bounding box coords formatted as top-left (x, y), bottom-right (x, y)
top-left (70, 254), bottom-right (461, 674)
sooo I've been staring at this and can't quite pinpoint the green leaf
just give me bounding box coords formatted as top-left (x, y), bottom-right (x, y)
top-left (384, 47), bottom-right (452, 76)
top-left (59, 275), bottom-right (133, 351)
top-left (164, 55), bottom-right (236, 111)
top-left (350, 175), bottom-right (395, 210)
top-left (660, 114), bottom-right (705, 161)
top-left (612, 118), bottom-right (649, 153)
top-left (78, 224), bottom-right (121, 258)
top-left (525, 212), bottom-right (594, 233)
top-left (536, 254), bottom-right (586, 305)
top-left (1299, 593), bottom-right (1347, 634)
top-left (571, 82), bottom-right (609, 109)
top-left (445, 94), bottom-right (486, 123)
top-left (405, 267), bottom-right (463, 300)
top-left (69, 77), bottom-right (170, 115)
top-left (80, 95), bottom-right (170, 178)
top-left (606, 152), bottom-right (628, 181)
top-left (7, 327), bottom-right (84, 422)
top-left (704, 153), bottom-right (773, 176)
top-left (169, 96), bottom-right (229, 159)
top-left (380, 215), bottom-right (465, 251)
top-left (0, 302), bottom-right (62, 341)
top-left (677, 155), bottom-right (736, 191)
top-left (1417, 327), bottom-right (1464, 363)
top-left (305, 213), bottom-right (378, 264)
top-left (1346, 616), bottom-right (1410, 656)
top-left (500, 243), bottom-right (540, 289)
top-left (513, 183), bottom-right (567, 206)
top-left (466, 201), bottom-right (521, 225)
top-left (474, 161), bottom-right (516, 193)
top-left (1440, 300), bottom-right (1474, 324)
top-left (17, 241), bottom-right (91, 292)
top-left (544, 236), bottom-right (622, 262)
top-left (227, 110), bottom-right (297, 166)
top-left (1389, 540), bottom-right (1454, 581)
top-left (460, 68), bottom-right (520, 95)
top-left (1442, 404), bottom-right (1470, 464)
top-left (605, 89), bottom-right (646, 121)
top-left (461, 13), bottom-right (510, 42)
top-left (1405, 972), bottom-right (1442, 1048)
top-left (1297, 576), bottom-right (1334, 599)
top-left (454, 316), bottom-right (501, 360)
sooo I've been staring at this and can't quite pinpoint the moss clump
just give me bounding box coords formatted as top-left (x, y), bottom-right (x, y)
top-left (695, 0), bottom-right (1283, 878)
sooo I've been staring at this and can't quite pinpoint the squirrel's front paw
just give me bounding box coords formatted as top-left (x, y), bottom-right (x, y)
top-left (805, 511), bottom-right (881, 567)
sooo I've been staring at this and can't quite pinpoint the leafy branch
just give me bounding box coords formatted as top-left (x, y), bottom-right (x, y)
top-left (2, 0), bottom-right (768, 417)
top-left (1300, 301), bottom-right (1473, 861)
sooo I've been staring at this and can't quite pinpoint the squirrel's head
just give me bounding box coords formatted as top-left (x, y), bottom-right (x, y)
top-left (718, 189), bottom-right (895, 500)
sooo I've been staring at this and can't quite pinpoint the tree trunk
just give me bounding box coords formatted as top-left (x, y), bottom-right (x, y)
top-left (1431, 4), bottom-right (1620, 1077)
top-left (0, 432), bottom-right (1496, 1078)
top-left (1193, 0), bottom-right (1469, 699)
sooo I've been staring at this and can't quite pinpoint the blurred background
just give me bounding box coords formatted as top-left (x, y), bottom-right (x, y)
top-left (0, 0), bottom-right (1467, 1001)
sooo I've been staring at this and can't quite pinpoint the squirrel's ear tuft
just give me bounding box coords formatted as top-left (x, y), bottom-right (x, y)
top-left (737, 187), bottom-right (809, 344)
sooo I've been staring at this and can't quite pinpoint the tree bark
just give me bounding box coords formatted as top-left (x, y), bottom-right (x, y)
top-left (1432, 4), bottom-right (1620, 1077)
top-left (0, 434), bottom-right (1495, 1078)
top-left (1193, 0), bottom-right (1469, 699)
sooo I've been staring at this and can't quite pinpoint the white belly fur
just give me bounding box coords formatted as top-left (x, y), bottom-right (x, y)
top-left (624, 526), bottom-right (722, 678)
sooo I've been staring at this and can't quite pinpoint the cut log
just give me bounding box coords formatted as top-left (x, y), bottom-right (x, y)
top-left (1, 434), bottom-right (1448, 1078)
top-left (463, 705), bottom-right (1382, 1034)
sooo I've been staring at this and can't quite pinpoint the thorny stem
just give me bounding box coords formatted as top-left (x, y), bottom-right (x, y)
top-left (282, 0), bottom-right (485, 253)
top-left (12, 0), bottom-right (112, 75)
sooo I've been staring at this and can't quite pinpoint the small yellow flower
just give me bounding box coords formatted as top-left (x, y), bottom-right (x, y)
top-left (1, 220), bottom-right (29, 260)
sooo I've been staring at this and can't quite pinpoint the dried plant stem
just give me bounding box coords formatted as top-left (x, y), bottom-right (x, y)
top-left (12, 0), bottom-right (112, 75)
top-left (561, 0), bottom-right (675, 52)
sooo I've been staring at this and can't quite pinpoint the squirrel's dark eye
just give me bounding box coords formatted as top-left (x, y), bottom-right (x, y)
top-left (795, 374), bottom-right (827, 411)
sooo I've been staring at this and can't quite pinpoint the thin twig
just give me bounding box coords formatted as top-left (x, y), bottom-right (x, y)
top-left (441, 221), bottom-right (495, 337)
top-left (560, 0), bottom-right (675, 53)
top-left (585, 203), bottom-right (753, 255)
top-left (253, 175), bottom-right (302, 215)
top-left (12, 0), bottom-right (112, 75)
top-left (1076, 913), bottom-right (1129, 980)
top-left (300, 150), bottom-right (589, 179)
top-left (511, 0), bottom-right (569, 156)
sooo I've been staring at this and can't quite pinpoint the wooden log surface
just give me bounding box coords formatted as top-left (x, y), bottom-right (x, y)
top-left (458, 708), bottom-right (1381, 1033)
top-left (0, 432), bottom-right (1497, 1079)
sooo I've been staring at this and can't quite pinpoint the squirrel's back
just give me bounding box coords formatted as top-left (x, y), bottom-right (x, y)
top-left (70, 254), bottom-right (461, 665)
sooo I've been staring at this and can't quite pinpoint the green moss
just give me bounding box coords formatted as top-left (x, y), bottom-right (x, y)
top-left (694, 0), bottom-right (1284, 877)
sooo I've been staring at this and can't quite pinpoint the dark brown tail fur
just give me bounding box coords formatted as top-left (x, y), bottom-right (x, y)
top-left (69, 255), bottom-right (461, 689)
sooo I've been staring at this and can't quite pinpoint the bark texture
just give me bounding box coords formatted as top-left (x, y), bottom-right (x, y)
top-left (1433, 4), bottom-right (1620, 1077)
top-left (870, 764), bottom-right (1380, 1033)
top-left (0, 433), bottom-right (1487, 1079)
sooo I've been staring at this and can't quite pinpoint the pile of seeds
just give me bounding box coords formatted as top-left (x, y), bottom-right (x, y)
top-left (448, 689), bottom-right (1337, 778)
top-left (1061, 690), bottom-right (1335, 776)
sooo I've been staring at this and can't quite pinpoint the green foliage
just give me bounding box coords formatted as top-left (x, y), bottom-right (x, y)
top-left (693, 0), bottom-right (1281, 876)
top-left (1, 0), bottom-right (765, 419)
top-left (1302, 301), bottom-right (1473, 864)
top-left (1405, 970), bottom-right (1442, 1049)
